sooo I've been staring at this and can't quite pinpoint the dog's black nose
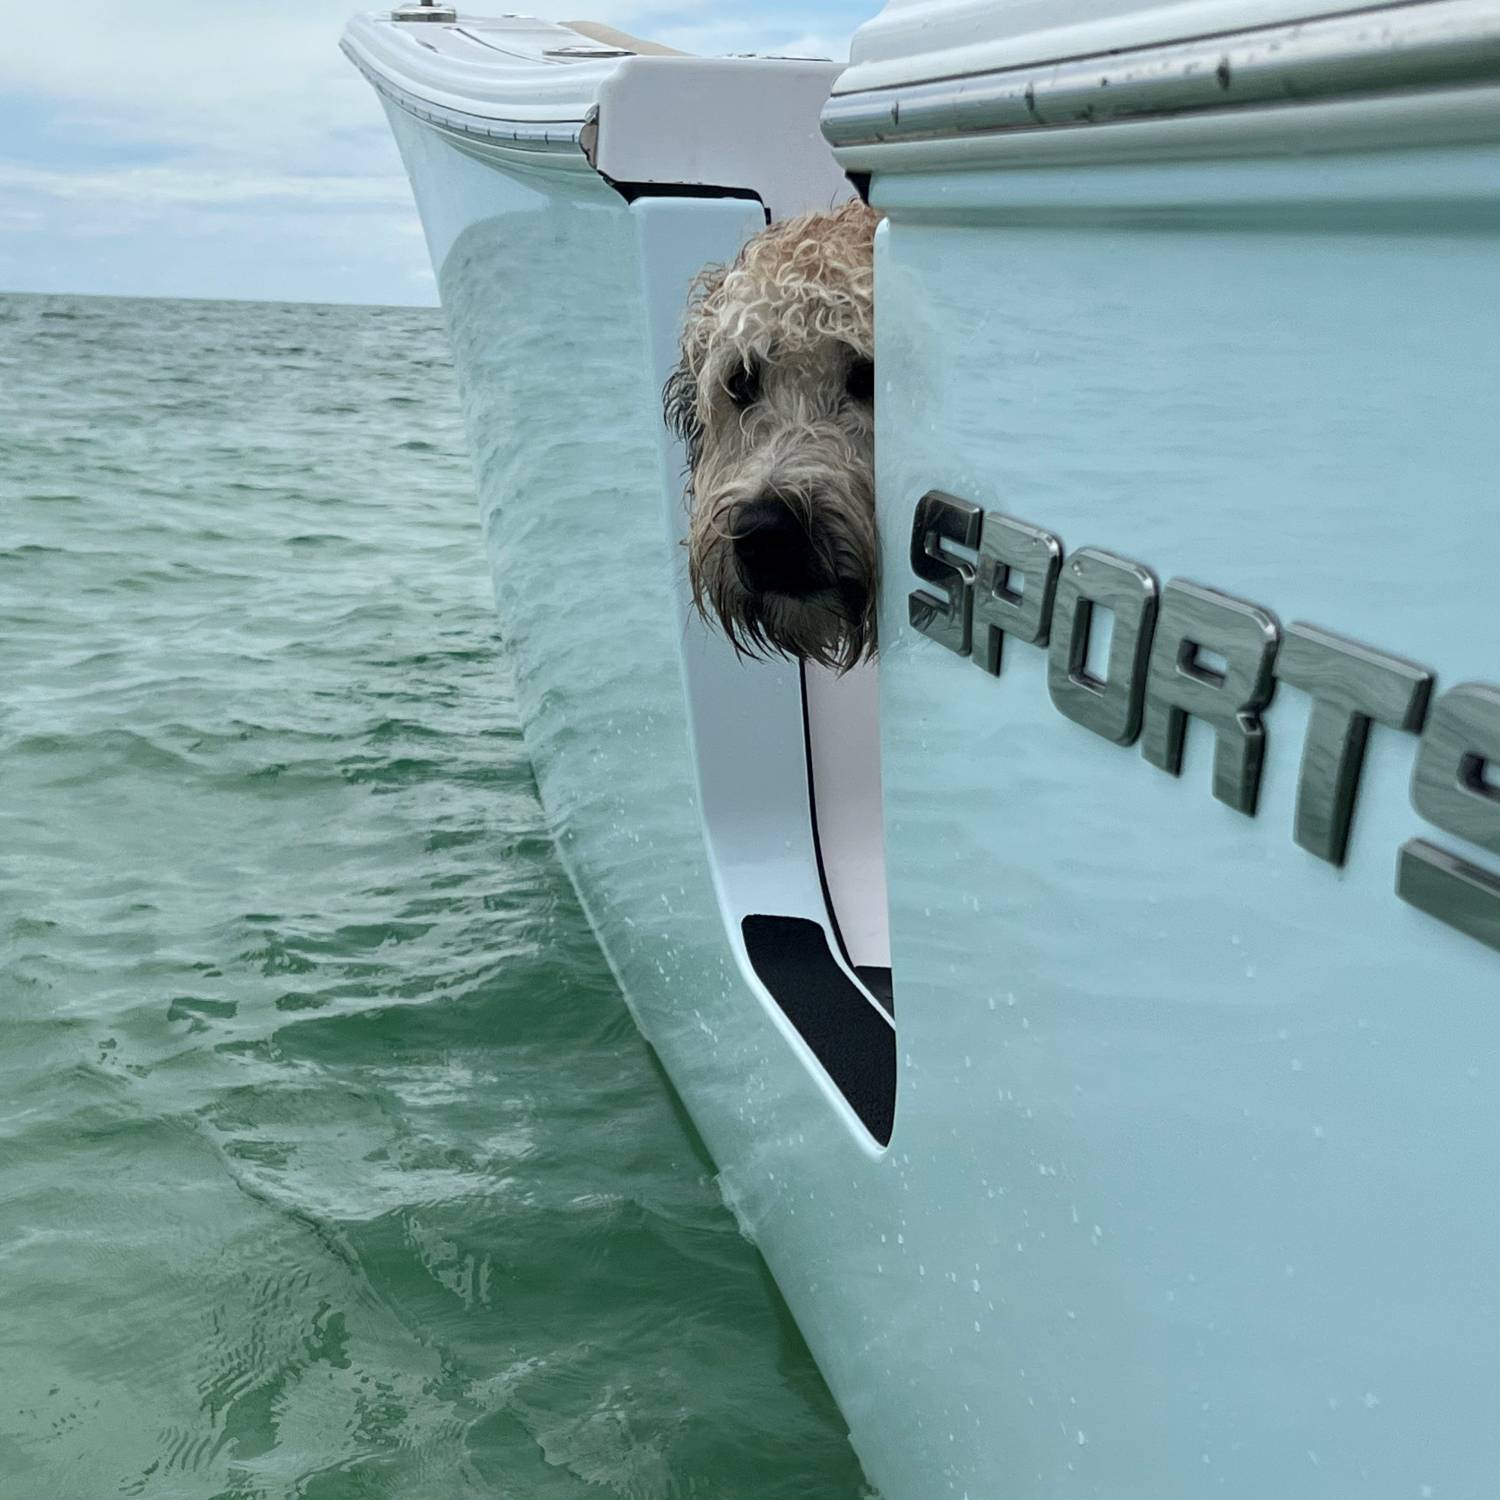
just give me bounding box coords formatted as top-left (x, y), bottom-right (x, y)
top-left (732, 497), bottom-right (826, 596)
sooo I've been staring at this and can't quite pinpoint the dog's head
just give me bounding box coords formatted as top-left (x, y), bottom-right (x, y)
top-left (664, 198), bottom-right (879, 672)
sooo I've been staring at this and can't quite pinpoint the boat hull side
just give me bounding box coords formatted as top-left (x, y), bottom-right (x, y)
top-left (382, 106), bottom-right (940, 1494)
top-left (873, 121), bottom-right (1500, 1495)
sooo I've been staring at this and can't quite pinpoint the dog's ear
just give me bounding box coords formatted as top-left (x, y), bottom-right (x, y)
top-left (664, 261), bottom-right (728, 485)
top-left (662, 357), bottom-right (702, 479)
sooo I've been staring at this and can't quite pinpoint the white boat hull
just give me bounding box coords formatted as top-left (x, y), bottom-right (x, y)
top-left (351, 8), bottom-right (1500, 1492)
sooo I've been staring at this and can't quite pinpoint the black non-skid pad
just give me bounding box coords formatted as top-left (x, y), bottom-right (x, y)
top-left (740, 915), bottom-right (895, 1145)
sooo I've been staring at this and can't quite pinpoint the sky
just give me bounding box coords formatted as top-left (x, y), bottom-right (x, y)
top-left (1, 1), bottom-right (879, 307)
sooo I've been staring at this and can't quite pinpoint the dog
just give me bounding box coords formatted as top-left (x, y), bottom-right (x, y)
top-left (664, 198), bottom-right (880, 673)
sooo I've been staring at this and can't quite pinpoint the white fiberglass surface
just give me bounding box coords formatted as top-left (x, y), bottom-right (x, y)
top-left (805, 660), bottom-right (891, 972)
top-left (346, 12), bottom-right (618, 119)
top-left (873, 142), bottom-right (1500, 1496)
top-left (631, 195), bottom-right (893, 1119)
top-left (384, 108), bottom-right (921, 1490)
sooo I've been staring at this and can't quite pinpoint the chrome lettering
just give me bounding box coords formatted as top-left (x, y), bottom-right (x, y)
top-left (1399, 684), bottom-right (1500, 954)
top-left (1276, 623), bottom-right (1432, 865)
top-left (901, 493), bottom-right (1500, 959)
top-left (1046, 549), bottom-right (1158, 746)
top-left (1140, 580), bottom-right (1280, 816)
top-left (972, 512), bottom-right (1062, 676)
top-left (908, 491), bottom-right (982, 657)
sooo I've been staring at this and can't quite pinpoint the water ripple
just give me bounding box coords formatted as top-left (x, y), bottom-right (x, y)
top-left (0, 292), bottom-right (865, 1499)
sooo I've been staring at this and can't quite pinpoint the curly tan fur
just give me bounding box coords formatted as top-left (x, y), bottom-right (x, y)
top-left (665, 198), bottom-right (880, 672)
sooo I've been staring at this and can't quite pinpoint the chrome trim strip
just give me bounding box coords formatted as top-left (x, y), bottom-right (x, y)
top-left (341, 39), bottom-right (588, 157)
top-left (822, 0), bottom-right (1500, 148)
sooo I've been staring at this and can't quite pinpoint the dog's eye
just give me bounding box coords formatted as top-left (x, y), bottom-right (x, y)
top-left (845, 357), bottom-right (875, 404)
top-left (725, 361), bottom-right (759, 409)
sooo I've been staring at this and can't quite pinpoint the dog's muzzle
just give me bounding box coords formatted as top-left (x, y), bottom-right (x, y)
top-left (731, 496), bottom-right (829, 597)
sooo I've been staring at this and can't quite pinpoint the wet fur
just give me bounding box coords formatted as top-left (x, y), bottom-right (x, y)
top-left (664, 199), bottom-right (879, 671)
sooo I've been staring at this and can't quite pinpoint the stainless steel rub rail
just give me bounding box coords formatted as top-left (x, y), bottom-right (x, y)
top-left (339, 39), bottom-right (588, 156)
top-left (821, 0), bottom-right (1500, 146)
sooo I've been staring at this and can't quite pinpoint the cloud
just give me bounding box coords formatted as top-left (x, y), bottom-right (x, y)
top-left (0, 207), bottom-right (44, 233)
top-left (0, 163), bottom-right (412, 209)
top-left (1, 1), bottom-right (876, 304)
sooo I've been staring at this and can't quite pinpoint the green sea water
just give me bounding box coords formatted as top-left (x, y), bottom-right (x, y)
top-left (0, 292), bottom-right (867, 1498)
